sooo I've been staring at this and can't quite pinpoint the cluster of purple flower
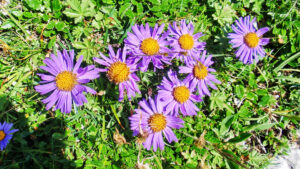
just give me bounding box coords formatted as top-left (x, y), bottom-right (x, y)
top-left (27, 16), bottom-right (270, 152)
top-left (124, 20), bottom-right (221, 152)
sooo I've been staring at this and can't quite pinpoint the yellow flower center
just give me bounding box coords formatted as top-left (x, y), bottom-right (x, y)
top-left (140, 38), bottom-right (160, 55)
top-left (107, 61), bottom-right (130, 84)
top-left (193, 62), bottom-right (208, 80)
top-left (55, 71), bottom-right (77, 91)
top-left (178, 34), bottom-right (194, 50)
top-left (148, 114), bottom-right (167, 132)
top-left (173, 86), bottom-right (190, 104)
top-left (0, 130), bottom-right (6, 141)
top-left (244, 32), bottom-right (259, 48)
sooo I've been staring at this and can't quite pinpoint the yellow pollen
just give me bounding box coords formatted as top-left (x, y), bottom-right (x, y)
top-left (148, 114), bottom-right (167, 132)
top-left (0, 131), bottom-right (5, 141)
top-left (178, 34), bottom-right (194, 50)
top-left (193, 62), bottom-right (208, 80)
top-left (107, 61), bottom-right (130, 84)
top-left (140, 38), bottom-right (160, 55)
top-left (244, 32), bottom-right (259, 48)
top-left (173, 86), bottom-right (190, 104)
top-left (55, 71), bottom-right (77, 91)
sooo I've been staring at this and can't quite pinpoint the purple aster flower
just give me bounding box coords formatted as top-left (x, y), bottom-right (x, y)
top-left (129, 96), bottom-right (184, 152)
top-left (228, 16), bottom-right (270, 64)
top-left (179, 51), bottom-right (221, 97)
top-left (124, 23), bottom-right (171, 72)
top-left (94, 46), bottom-right (141, 101)
top-left (168, 19), bottom-right (206, 64)
top-left (35, 50), bottom-right (100, 114)
top-left (0, 122), bottom-right (18, 150)
top-left (157, 70), bottom-right (202, 116)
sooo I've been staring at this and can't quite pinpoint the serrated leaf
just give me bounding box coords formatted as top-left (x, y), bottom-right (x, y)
top-left (63, 0), bottom-right (96, 23)
top-left (210, 93), bottom-right (234, 113)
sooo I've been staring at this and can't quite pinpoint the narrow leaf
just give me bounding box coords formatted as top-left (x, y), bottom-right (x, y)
top-left (228, 133), bottom-right (251, 143)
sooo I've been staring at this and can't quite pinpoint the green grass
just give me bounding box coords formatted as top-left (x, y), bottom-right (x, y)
top-left (0, 0), bottom-right (299, 168)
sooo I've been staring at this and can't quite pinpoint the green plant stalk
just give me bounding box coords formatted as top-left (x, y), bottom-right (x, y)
top-left (280, 69), bottom-right (300, 72)
top-left (152, 151), bottom-right (163, 169)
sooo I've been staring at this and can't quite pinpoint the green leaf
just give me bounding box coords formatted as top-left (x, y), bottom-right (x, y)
top-left (11, 10), bottom-right (23, 17)
top-left (1, 20), bottom-right (16, 29)
top-left (212, 3), bottom-right (236, 26)
top-left (25, 0), bottom-right (42, 10)
top-left (249, 72), bottom-right (257, 88)
top-left (149, 0), bottom-right (160, 5)
top-left (210, 93), bottom-right (234, 113)
top-left (48, 36), bottom-right (56, 49)
top-left (273, 111), bottom-right (300, 121)
top-left (55, 21), bottom-right (65, 31)
top-left (63, 0), bottom-right (96, 23)
top-left (220, 115), bottom-right (235, 136)
top-left (119, 3), bottom-right (131, 18)
top-left (238, 106), bottom-right (252, 118)
top-left (246, 92), bottom-right (258, 102)
top-left (92, 20), bottom-right (101, 29)
top-left (73, 38), bottom-right (99, 63)
top-left (151, 6), bottom-right (161, 12)
top-left (47, 21), bottom-right (55, 29)
top-left (235, 85), bottom-right (244, 99)
top-left (227, 133), bottom-right (251, 143)
top-left (259, 95), bottom-right (276, 107)
top-left (136, 3), bottom-right (144, 14)
top-left (51, 0), bottom-right (62, 12)
top-left (205, 131), bottom-right (221, 143)
top-left (243, 123), bottom-right (275, 132)
top-left (253, 123), bottom-right (275, 131)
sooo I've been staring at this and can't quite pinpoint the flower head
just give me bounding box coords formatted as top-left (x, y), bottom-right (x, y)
top-left (124, 23), bottom-right (171, 72)
top-left (0, 122), bottom-right (18, 150)
top-left (157, 70), bottom-right (202, 116)
top-left (35, 50), bottom-right (100, 113)
top-left (228, 16), bottom-right (270, 64)
top-left (129, 96), bottom-right (184, 152)
top-left (179, 51), bottom-right (221, 97)
top-left (168, 20), bottom-right (206, 64)
top-left (94, 46), bottom-right (141, 101)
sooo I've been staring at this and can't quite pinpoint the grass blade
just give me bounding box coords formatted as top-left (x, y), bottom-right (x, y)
top-left (110, 105), bottom-right (125, 129)
top-left (274, 52), bottom-right (300, 72)
top-left (276, 76), bottom-right (300, 84)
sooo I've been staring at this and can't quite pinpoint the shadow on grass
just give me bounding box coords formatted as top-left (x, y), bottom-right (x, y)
top-left (0, 94), bottom-right (76, 168)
